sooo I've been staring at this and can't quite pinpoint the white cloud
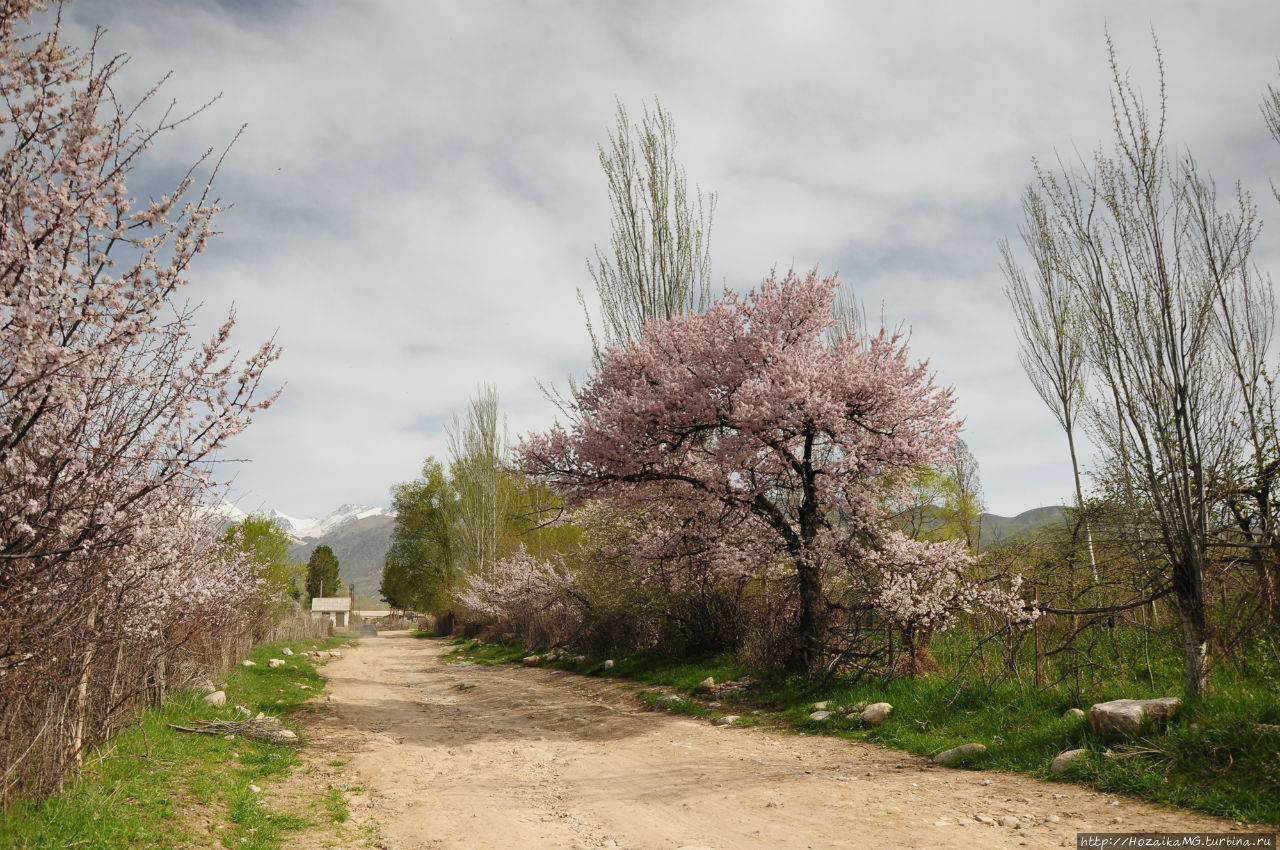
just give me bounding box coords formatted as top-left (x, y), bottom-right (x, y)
top-left (54, 0), bottom-right (1280, 517)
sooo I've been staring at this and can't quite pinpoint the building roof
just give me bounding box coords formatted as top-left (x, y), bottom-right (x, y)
top-left (311, 597), bottom-right (352, 612)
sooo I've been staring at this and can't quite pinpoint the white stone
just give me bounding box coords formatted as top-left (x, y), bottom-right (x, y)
top-left (1000, 816), bottom-right (1021, 828)
top-left (603, 659), bottom-right (614, 670)
top-left (812, 701), bottom-right (829, 711)
top-left (521, 655), bottom-right (540, 667)
top-left (268, 659), bottom-right (285, 668)
top-left (861, 702), bottom-right (893, 727)
top-left (240, 660), bottom-right (256, 667)
top-left (1063, 707), bottom-right (1085, 719)
top-left (203, 690), bottom-right (226, 707)
top-left (1050, 748), bottom-right (1089, 773)
top-left (712, 715), bottom-right (740, 726)
top-left (656, 695), bottom-right (683, 709)
top-left (281, 647), bottom-right (293, 656)
top-left (808, 710), bottom-right (832, 722)
top-left (1089, 697), bottom-right (1181, 738)
top-left (932, 743), bottom-right (987, 765)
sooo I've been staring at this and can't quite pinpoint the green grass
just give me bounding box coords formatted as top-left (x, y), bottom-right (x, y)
top-left (0, 635), bottom-right (351, 849)
top-left (324, 784), bottom-right (350, 824)
top-left (448, 638), bottom-right (1280, 825)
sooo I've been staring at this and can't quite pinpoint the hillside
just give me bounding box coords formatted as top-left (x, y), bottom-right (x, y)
top-left (980, 505), bottom-right (1067, 546)
top-left (289, 514), bottom-right (395, 601)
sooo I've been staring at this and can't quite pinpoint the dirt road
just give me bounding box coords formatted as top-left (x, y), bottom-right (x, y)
top-left (299, 632), bottom-right (1245, 849)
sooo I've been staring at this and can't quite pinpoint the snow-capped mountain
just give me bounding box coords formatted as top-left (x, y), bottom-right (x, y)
top-left (263, 503), bottom-right (394, 542)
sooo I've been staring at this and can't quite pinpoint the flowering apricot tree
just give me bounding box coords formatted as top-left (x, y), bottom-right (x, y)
top-left (518, 268), bottom-right (999, 670)
top-left (0, 1), bottom-right (279, 798)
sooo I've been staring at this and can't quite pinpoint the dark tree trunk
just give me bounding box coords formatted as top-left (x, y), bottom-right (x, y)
top-left (1172, 547), bottom-right (1210, 697)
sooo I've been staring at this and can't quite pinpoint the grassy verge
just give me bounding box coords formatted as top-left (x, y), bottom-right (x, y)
top-left (447, 637), bottom-right (1280, 825)
top-left (0, 635), bottom-right (352, 849)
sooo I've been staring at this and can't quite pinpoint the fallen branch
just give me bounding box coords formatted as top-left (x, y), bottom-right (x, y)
top-left (168, 719), bottom-right (299, 745)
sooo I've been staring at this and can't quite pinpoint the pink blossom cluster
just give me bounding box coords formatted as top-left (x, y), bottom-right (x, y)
top-left (459, 547), bottom-right (569, 620)
top-left (866, 531), bottom-right (1037, 634)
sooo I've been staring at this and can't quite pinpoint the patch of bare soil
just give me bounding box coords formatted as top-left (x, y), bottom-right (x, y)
top-left (292, 632), bottom-right (1248, 849)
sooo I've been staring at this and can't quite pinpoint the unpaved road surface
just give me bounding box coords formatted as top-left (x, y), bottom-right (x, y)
top-left (301, 632), bottom-right (1248, 849)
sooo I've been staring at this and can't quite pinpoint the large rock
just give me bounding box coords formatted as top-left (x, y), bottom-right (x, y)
top-left (1049, 748), bottom-right (1089, 773)
top-left (203, 690), bottom-right (226, 707)
top-left (655, 695), bottom-right (683, 709)
top-left (932, 743), bottom-right (986, 765)
top-left (861, 702), bottom-right (893, 727)
top-left (1088, 697), bottom-right (1181, 739)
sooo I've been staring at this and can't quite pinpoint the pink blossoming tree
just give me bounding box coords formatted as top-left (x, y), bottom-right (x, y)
top-left (0, 1), bottom-right (279, 798)
top-left (518, 268), bottom-right (1026, 670)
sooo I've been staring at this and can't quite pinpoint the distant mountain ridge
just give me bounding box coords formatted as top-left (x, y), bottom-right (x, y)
top-left (263, 503), bottom-right (394, 542)
top-left (980, 506), bottom-right (1067, 546)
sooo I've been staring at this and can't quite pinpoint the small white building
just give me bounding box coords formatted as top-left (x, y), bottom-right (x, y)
top-left (311, 596), bottom-right (352, 628)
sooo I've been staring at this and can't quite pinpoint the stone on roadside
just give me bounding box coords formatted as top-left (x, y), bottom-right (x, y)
top-left (273, 729), bottom-right (298, 741)
top-left (932, 743), bottom-right (987, 765)
top-left (1000, 816), bottom-right (1021, 828)
top-left (1088, 697), bottom-right (1181, 739)
top-left (812, 701), bottom-right (829, 711)
top-left (457, 681), bottom-right (478, 691)
top-left (1063, 707), bottom-right (1085, 719)
top-left (522, 655), bottom-right (541, 667)
top-left (1049, 748), bottom-right (1089, 773)
top-left (603, 659), bottom-right (614, 670)
top-left (808, 710), bottom-right (832, 722)
top-left (574, 655), bottom-right (587, 665)
top-left (712, 715), bottom-right (739, 726)
top-left (861, 702), bottom-right (893, 727)
top-left (203, 690), bottom-right (226, 707)
top-left (696, 676), bottom-right (716, 692)
top-left (655, 695), bottom-right (683, 709)
top-left (329, 650), bottom-right (342, 658)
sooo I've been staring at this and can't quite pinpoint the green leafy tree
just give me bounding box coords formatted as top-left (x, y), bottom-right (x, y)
top-left (306, 545), bottom-right (342, 600)
top-left (220, 516), bottom-right (304, 617)
top-left (381, 458), bottom-right (458, 613)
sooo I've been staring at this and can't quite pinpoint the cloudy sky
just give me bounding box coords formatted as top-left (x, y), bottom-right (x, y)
top-left (60, 0), bottom-right (1280, 518)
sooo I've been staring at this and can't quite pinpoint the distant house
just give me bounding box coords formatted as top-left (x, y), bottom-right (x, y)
top-left (310, 596), bottom-right (352, 628)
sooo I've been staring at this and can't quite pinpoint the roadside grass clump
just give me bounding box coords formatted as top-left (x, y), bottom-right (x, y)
top-left (447, 637), bottom-right (1280, 824)
top-left (325, 784), bottom-right (350, 823)
top-left (0, 635), bottom-right (350, 849)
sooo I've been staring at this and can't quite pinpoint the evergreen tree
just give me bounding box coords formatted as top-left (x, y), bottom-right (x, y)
top-left (306, 545), bottom-right (341, 600)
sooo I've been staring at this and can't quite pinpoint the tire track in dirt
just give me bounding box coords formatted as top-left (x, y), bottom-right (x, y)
top-left (300, 632), bottom-right (1247, 850)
